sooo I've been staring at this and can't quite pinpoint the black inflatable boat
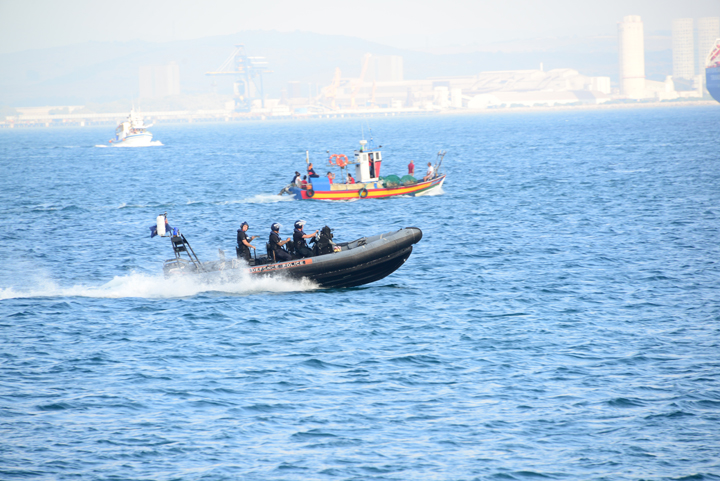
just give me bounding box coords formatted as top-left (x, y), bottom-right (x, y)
top-left (162, 227), bottom-right (423, 288)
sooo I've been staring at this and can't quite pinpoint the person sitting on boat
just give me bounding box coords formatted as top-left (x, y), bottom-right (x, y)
top-left (408, 160), bottom-right (415, 175)
top-left (307, 163), bottom-right (320, 179)
top-left (236, 221), bottom-right (257, 261)
top-left (423, 162), bottom-right (435, 182)
top-left (269, 223), bottom-right (292, 262)
top-left (293, 220), bottom-right (318, 258)
top-left (291, 171), bottom-right (301, 186)
top-left (347, 173), bottom-right (355, 184)
top-left (327, 172), bottom-right (335, 184)
top-left (300, 175), bottom-right (308, 189)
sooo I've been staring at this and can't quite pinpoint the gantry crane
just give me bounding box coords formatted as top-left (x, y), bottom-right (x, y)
top-left (206, 45), bottom-right (272, 112)
top-left (320, 67), bottom-right (343, 109)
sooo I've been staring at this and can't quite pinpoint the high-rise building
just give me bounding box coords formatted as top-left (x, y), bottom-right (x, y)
top-left (672, 18), bottom-right (695, 79)
top-left (366, 55), bottom-right (403, 82)
top-left (618, 15), bottom-right (645, 98)
top-left (139, 62), bottom-right (180, 98)
top-left (287, 81), bottom-right (303, 98)
top-left (698, 17), bottom-right (720, 70)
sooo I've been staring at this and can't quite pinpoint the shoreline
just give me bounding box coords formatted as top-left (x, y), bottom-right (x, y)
top-left (1, 100), bottom-right (718, 129)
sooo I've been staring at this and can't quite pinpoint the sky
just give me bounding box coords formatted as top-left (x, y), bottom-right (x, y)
top-left (0, 0), bottom-right (718, 55)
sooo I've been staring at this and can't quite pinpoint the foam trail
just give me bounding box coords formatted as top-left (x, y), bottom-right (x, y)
top-left (230, 194), bottom-right (295, 204)
top-left (0, 271), bottom-right (318, 300)
top-left (95, 141), bottom-right (163, 148)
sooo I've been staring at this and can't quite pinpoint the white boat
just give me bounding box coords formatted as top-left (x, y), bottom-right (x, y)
top-left (109, 109), bottom-right (158, 146)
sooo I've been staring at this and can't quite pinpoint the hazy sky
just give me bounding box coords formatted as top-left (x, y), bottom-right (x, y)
top-left (0, 0), bottom-right (718, 54)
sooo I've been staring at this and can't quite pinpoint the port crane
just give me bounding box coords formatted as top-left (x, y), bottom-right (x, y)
top-left (206, 45), bottom-right (272, 112)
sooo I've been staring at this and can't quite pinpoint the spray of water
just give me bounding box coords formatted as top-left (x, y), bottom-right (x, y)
top-left (0, 270), bottom-right (318, 300)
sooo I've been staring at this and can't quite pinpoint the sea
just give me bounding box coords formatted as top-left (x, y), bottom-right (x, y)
top-left (1, 106), bottom-right (719, 480)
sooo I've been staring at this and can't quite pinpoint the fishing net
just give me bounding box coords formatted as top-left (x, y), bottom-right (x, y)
top-left (382, 174), bottom-right (402, 187)
top-left (400, 175), bottom-right (417, 185)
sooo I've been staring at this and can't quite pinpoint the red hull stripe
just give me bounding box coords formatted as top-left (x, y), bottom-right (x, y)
top-left (302, 176), bottom-right (444, 200)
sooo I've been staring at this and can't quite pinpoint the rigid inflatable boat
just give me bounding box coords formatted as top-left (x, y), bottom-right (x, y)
top-left (162, 227), bottom-right (423, 288)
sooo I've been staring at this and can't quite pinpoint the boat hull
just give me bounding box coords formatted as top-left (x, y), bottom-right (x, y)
top-left (112, 132), bottom-right (154, 147)
top-left (291, 175), bottom-right (445, 201)
top-left (707, 66), bottom-right (720, 103)
top-left (164, 227), bottom-right (423, 288)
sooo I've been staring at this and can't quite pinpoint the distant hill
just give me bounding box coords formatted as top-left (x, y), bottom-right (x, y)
top-left (0, 30), bottom-right (671, 107)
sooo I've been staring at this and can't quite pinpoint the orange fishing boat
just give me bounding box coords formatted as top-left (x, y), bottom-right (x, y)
top-left (281, 140), bottom-right (446, 201)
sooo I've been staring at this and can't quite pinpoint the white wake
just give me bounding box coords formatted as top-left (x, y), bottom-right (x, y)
top-left (0, 271), bottom-right (317, 300)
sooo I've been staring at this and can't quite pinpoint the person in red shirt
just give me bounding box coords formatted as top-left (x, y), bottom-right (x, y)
top-left (347, 173), bottom-right (355, 184)
top-left (408, 160), bottom-right (415, 175)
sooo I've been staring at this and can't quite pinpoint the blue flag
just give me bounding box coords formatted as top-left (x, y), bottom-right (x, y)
top-left (150, 225), bottom-right (158, 238)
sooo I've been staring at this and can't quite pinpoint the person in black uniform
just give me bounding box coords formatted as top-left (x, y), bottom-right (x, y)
top-left (236, 221), bottom-right (257, 261)
top-left (269, 223), bottom-right (292, 262)
top-left (293, 220), bottom-right (318, 258)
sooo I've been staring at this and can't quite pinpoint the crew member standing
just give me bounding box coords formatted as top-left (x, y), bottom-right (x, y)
top-left (408, 160), bottom-right (415, 176)
top-left (293, 220), bottom-right (318, 258)
top-left (236, 221), bottom-right (257, 261)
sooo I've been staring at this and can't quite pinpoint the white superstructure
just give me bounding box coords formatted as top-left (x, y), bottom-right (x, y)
top-left (110, 109), bottom-right (156, 146)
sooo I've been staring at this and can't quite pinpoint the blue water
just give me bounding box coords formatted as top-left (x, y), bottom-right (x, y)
top-left (1, 107), bottom-right (720, 480)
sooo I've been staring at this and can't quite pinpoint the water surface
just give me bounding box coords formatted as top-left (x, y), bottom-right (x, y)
top-left (1, 107), bottom-right (719, 480)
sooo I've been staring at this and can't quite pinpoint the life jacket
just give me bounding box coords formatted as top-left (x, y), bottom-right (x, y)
top-left (294, 228), bottom-right (308, 250)
top-left (269, 231), bottom-right (284, 252)
top-left (237, 229), bottom-right (250, 252)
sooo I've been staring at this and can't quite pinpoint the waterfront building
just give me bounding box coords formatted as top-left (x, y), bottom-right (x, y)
top-left (368, 56), bottom-right (404, 82)
top-left (139, 62), bottom-right (180, 98)
top-left (618, 15), bottom-right (646, 99)
top-left (673, 18), bottom-right (695, 80)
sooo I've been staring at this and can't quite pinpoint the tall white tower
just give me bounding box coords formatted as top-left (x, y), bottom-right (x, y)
top-left (618, 15), bottom-right (645, 99)
top-left (672, 18), bottom-right (694, 79)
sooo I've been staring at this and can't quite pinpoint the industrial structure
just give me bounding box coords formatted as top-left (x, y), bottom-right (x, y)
top-left (7, 22), bottom-right (720, 129)
top-left (306, 66), bottom-right (612, 111)
top-left (206, 45), bottom-right (271, 112)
